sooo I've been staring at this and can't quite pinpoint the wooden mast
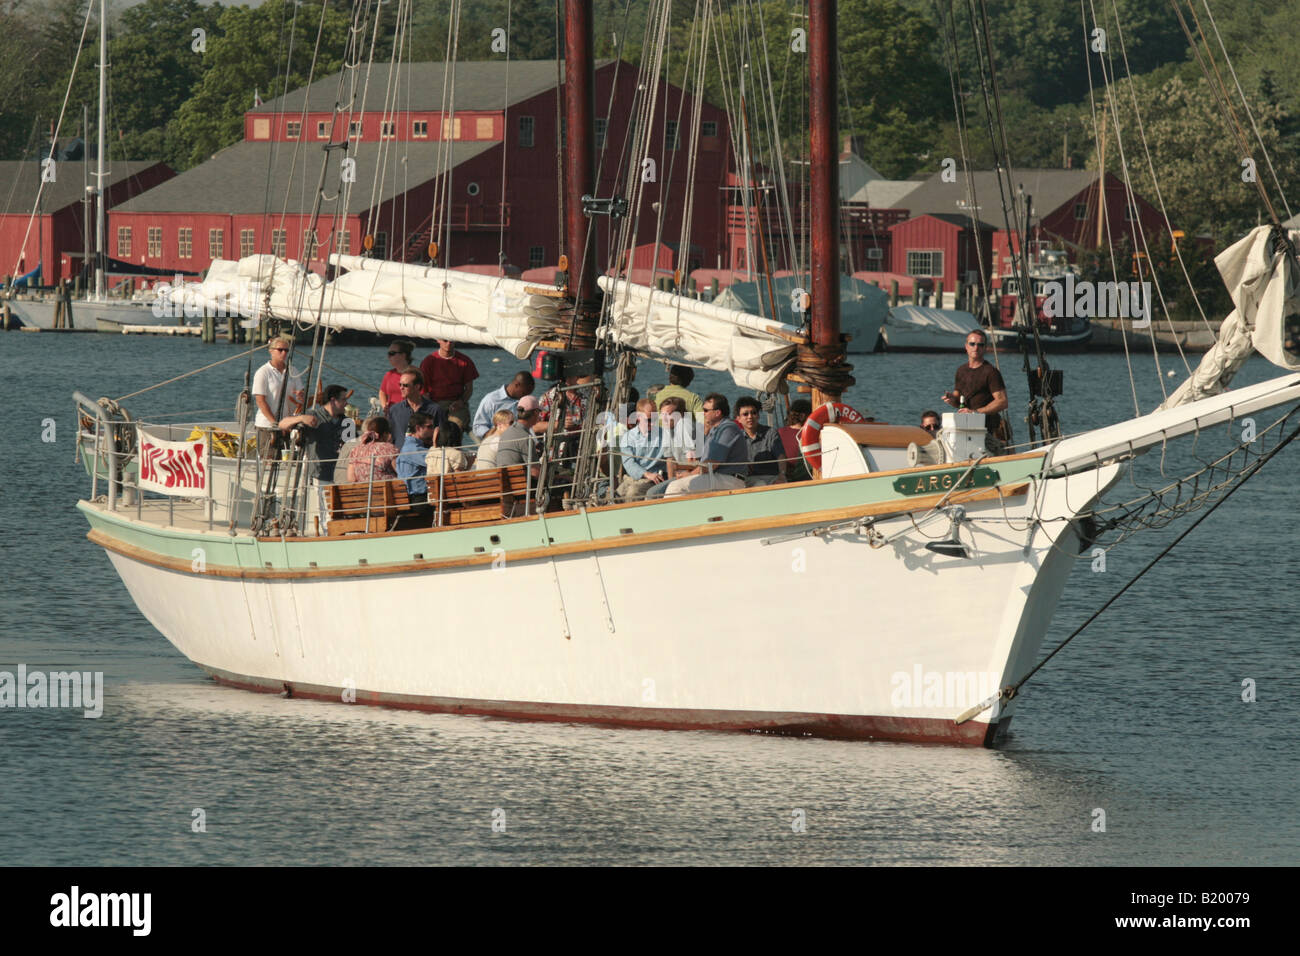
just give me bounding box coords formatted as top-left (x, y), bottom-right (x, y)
top-left (562, 0), bottom-right (599, 349)
top-left (807, 0), bottom-right (847, 406)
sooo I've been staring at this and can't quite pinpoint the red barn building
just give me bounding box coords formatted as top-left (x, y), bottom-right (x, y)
top-left (0, 160), bottom-right (173, 288)
top-left (110, 60), bottom-right (731, 280)
top-left (894, 168), bottom-right (1170, 291)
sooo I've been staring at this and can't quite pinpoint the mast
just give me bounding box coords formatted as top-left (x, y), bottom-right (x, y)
top-left (95, 0), bottom-right (107, 300)
top-left (803, 0), bottom-right (850, 406)
top-left (562, 0), bottom-right (598, 349)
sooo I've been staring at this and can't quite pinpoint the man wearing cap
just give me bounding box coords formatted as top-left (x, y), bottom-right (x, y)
top-left (491, 394), bottom-right (542, 468)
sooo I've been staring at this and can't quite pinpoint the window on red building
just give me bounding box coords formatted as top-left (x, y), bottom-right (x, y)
top-left (335, 230), bottom-right (350, 255)
top-left (287, 121), bottom-right (301, 139)
top-left (380, 120), bottom-right (395, 139)
top-left (209, 229), bottom-right (223, 259)
top-left (702, 121), bottom-right (718, 137)
top-left (147, 226), bottom-right (162, 257)
top-left (528, 245), bottom-right (544, 269)
top-left (906, 250), bottom-right (943, 277)
top-left (665, 120), bottom-right (680, 150)
top-left (271, 229), bottom-right (286, 257)
top-left (1073, 202), bottom-right (1087, 221)
top-left (372, 232), bottom-right (387, 259)
top-left (595, 118), bottom-right (607, 149)
top-left (413, 119), bottom-right (428, 138)
top-left (317, 120), bottom-right (331, 139)
top-left (518, 116), bottom-right (534, 148)
top-left (302, 230), bottom-right (318, 260)
top-left (240, 229), bottom-right (255, 257)
top-left (116, 226), bottom-right (131, 258)
top-left (178, 228), bottom-right (193, 258)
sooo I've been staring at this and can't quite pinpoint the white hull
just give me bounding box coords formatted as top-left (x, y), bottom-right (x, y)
top-left (88, 460), bottom-right (1119, 745)
top-left (9, 297), bottom-right (156, 331)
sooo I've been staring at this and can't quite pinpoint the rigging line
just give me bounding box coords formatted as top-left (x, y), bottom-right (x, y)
top-left (754, 0), bottom-right (799, 277)
top-left (5, 0), bottom-right (94, 288)
top-left (937, 0), bottom-right (993, 322)
top-left (497, 0), bottom-right (513, 265)
top-left (257, 0), bottom-right (300, 260)
top-left (964, 0), bottom-right (1055, 437)
top-left (961, 415), bottom-right (1300, 724)
top-left (113, 344), bottom-right (262, 403)
top-left (1079, 0), bottom-right (1140, 417)
top-left (1170, 1), bottom-right (1277, 225)
top-left (1100, 1), bottom-right (1196, 379)
top-left (1101, 1), bottom-right (1212, 342)
top-left (1198, 0), bottom-right (1292, 223)
top-left (1087, 0), bottom-right (1170, 400)
top-left (553, 2), bottom-right (564, 267)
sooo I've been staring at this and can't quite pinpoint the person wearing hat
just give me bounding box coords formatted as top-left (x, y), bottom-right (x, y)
top-left (493, 394), bottom-right (542, 467)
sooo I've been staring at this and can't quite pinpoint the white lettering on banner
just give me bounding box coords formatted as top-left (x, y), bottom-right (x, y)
top-left (137, 427), bottom-right (208, 496)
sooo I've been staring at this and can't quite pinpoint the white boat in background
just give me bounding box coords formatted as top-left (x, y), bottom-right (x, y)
top-left (881, 305), bottom-right (983, 352)
top-left (712, 274), bottom-right (888, 353)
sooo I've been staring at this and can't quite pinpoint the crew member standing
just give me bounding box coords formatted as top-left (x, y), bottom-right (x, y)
top-left (942, 329), bottom-right (1009, 452)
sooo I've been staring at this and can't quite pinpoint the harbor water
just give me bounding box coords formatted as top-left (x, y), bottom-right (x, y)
top-left (1, 331), bottom-right (1296, 865)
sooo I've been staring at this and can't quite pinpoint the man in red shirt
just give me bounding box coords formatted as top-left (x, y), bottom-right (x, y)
top-left (380, 340), bottom-right (414, 410)
top-left (420, 339), bottom-right (479, 414)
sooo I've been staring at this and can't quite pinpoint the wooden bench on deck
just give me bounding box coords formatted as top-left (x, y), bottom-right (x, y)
top-left (431, 463), bottom-right (531, 526)
top-left (325, 478), bottom-right (412, 534)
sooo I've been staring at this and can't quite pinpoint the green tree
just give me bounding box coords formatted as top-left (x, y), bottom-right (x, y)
top-left (173, 0), bottom-right (352, 169)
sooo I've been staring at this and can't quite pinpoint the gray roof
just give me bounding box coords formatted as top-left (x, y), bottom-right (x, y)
top-left (252, 60), bottom-right (614, 114)
top-left (0, 161), bottom-right (167, 214)
top-left (902, 168), bottom-right (1103, 222)
top-left (853, 179), bottom-right (921, 208)
top-left (114, 139), bottom-right (497, 214)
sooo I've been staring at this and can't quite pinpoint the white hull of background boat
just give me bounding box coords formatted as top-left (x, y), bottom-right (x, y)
top-left (8, 297), bottom-right (156, 331)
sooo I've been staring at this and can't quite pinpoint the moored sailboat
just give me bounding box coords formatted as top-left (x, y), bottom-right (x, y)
top-left (75, 0), bottom-right (1300, 746)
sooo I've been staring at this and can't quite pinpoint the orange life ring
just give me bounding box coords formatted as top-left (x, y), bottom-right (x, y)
top-left (798, 402), bottom-right (868, 474)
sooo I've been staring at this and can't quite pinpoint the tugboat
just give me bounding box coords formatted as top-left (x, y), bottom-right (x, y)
top-left (989, 247), bottom-right (1092, 350)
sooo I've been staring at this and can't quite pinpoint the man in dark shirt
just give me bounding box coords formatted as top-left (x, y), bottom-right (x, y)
top-left (278, 384), bottom-right (351, 482)
top-left (388, 368), bottom-right (446, 446)
top-left (942, 329), bottom-right (1008, 449)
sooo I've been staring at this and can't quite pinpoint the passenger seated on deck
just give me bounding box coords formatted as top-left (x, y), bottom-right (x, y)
top-left (779, 399), bottom-right (813, 483)
top-left (735, 395), bottom-right (784, 487)
top-left (659, 393), bottom-right (748, 498)
top-left (493, 395), bottom-right (542, 468)
top-left (617, 398), bottom-right (667, 501)
top-left (395, 413), bottom-right (436, 499)
top-left (346, 417), bottom-right (399, 483)
top-left (474, 408), bottom-right (515, 470)
top-left (920, 410), bottom-right (942, 436)
top-left (425, 419), bottom-right (471, 476)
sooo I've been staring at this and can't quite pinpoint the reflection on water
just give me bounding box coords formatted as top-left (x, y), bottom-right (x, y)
top-left (0, 335), bottom-right (1296, 864)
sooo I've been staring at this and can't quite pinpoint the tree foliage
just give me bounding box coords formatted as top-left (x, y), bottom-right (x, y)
top-left (173, 0), bottom-right (352, 168)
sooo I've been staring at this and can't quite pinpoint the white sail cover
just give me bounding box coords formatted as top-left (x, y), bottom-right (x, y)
top-left (598, 276), bottom-right (797, 392)
top-left (1160, 226), bottom-right (1300, 410)
top-left (169, 256), bottom-right (799, 390)
top-left (166, 255), bottom-right (540, 357)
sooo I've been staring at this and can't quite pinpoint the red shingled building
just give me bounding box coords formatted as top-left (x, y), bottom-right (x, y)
top-left (109, 60), bottom-right (731, 282)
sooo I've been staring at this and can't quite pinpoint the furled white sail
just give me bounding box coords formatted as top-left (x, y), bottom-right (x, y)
top-left (169, 255), bottom-right (540, 356)
top-left (598, 276), bottom-right (797, 392)
top-left (170, 256), bottom-right (799, 390)
top-left (1160, 225), bottom-right (1300, 410)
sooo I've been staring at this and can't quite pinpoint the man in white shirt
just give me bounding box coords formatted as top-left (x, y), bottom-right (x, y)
top-left (252, 336), bottom-right (305, 458)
